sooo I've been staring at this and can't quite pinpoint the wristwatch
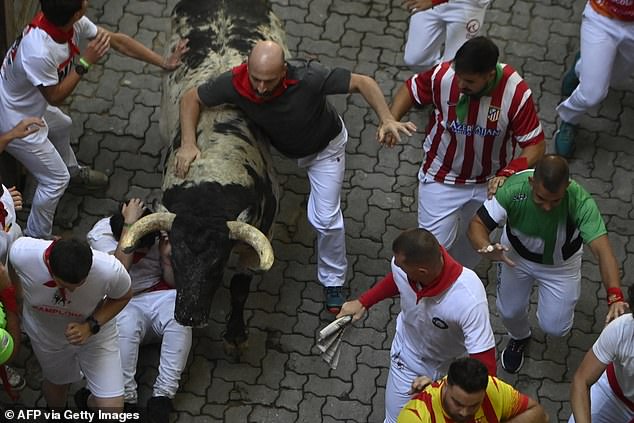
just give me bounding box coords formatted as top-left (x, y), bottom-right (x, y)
top-left (75, 57), bottom-right (91, 76)
top-left (86, 315), bottom-right (100, 334)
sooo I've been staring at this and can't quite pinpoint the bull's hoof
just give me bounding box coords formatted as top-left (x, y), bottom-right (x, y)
top-left (223, 338), bottom-right (249, 361)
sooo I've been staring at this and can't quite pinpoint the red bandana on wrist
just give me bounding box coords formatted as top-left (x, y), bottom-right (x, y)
top-left (231, 63), bottom-right (298, 104)
top-left (410, 247), bottom-right (463, 301)
top-left (29, 12), bottom-right (80, 56)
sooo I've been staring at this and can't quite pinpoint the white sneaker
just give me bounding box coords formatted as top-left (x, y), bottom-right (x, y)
top-left (3, 365), bottom-right (26, 390)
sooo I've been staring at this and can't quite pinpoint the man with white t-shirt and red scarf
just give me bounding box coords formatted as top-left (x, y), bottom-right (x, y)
top-left (337, 228), bottom-right (496, 423)
top-left (387, 36), bottom-right (545, 269)
top-left (0, 0), bottom-right (187, 240)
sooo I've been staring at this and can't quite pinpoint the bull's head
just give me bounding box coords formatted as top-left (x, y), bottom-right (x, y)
top-left (120, 212), bottom-right (273, 327)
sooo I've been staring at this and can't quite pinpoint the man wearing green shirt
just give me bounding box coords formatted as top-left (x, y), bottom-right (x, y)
top-left (468, 155), bottom-right (629, 374)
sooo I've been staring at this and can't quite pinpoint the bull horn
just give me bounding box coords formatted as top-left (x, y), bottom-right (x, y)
top-left (226, 221), bottom-right (274, 271)
top-left (120, 212), bottom-right (176, 253)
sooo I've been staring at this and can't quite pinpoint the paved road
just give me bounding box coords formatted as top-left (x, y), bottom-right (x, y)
top-left (4, 0), bottom-right (634, 421)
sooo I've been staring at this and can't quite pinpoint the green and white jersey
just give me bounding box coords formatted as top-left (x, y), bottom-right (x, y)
top-left (477, 170), bottom-right (607, 265)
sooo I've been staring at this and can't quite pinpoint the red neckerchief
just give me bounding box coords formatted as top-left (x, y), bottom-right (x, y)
top-left (231, 63), bottom-right (299, 104)
top-left (0, 199), bottom-right (7, 232)
top-left (42, 240), bottom-right (71, 304)
top-left (29, 12), bottom-right (80, 56)
top-left (409, 247), bottom-right (463, 301)
top-left (132, 251), bottom-right (146, 264)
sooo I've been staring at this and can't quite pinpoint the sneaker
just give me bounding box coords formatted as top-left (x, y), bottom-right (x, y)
top-left (561, 51), bottom-right (580, 97)
top-left (3, 366), bottom-right (25, 390)
top-left (70, 166), bottom-right (108, 189)
top-left (325, 286), bottom-right (344, 314)
top-left (554, 121), bottom-right (578, 158)
top-left (500, 337), bottom-right (530, 374)
top-left (147, 396), bottom-right (173, 423)
top-left (74, 387), bottom-right (91, 410)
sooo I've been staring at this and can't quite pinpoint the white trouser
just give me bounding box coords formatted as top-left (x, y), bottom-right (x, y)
top-left (116, 290), bottom-right (193, 402)
top-left (384, 332), bottom-right (448, 423)
top-left (404, 0), bottom-right (489, 70)
top-left (417, 170), bottom-right (486, 269)
top-left (496, 251), bottom-right (582, 340)
top-left (297, 122), bottom-right (348, 287)
top-left (557, 3), bottom-right (634, 124)
top-left (3, 106), bottom-right (75, 238)
top-left (568, 372), bottom-right (634, 423)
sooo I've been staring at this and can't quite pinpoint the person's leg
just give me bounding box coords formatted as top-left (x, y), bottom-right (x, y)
top-left (534, 256), bottom-right (581, 337)
top-left (496, 259), bottom-right (535, 340)
top-left (448, 184), bottom-right (487, 269)
top-left (115, 300), bottom-right (148, 404)
top-left (79, 324), bottom-right (125, 411)
top-left (150, 291), bottom-right (193, 399)
top-left (555, 4), bottom-right (620, 156)
top-left (404, 8), bottom-right (445, 70)
top-left (4, 136), bottom-right (69, 238)
top-left (441, 2), bottom-right (488, 62)
top-left (44, 106), bottom-right (78, 171)
top-left (42, 380), bottom-right (71, 409)
top-left (298, 124), bottom-right (348, 292)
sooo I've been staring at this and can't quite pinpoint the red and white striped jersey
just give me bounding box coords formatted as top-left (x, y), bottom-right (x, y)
top-left (406, 62), bottom-right (544, 185)
top-left (590, 0), bottom-right (634, 21)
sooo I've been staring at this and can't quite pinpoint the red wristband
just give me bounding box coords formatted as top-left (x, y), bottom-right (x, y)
top-left (607, 287), bottom-right (624, 306)
top-left (496, 157), bottom-right (528, 177)
top-left (431, 0), bottom-right (447, 6)
top-left (0, 286), bottom-right (18, 314)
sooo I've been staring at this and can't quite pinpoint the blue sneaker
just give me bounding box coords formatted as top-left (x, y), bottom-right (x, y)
top-left (561, 52), bottom-right (580, 97)
top-left (554, 121), bottom-right (578, 158)
top-left (501, 336), bottom-right (530, 374)
top-left (325, 286), bottom-right (344, 314)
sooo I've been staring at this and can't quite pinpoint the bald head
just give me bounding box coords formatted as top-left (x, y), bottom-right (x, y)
top-left (533, 154), bottom-right (569, 193)
top-left (247, 41), bottom-right (286, 97)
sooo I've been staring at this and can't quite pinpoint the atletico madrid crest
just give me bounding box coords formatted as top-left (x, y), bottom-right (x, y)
top-left (487, 106), bottom-right (501, 122)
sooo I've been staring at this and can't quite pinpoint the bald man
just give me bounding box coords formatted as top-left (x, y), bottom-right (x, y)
top-left (468, 154), bottom-right (629, 374)
top-left (177, 40), bottom-right (416, 313)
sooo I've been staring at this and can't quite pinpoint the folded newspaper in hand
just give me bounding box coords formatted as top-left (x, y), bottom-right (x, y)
top-left (317, 315), bottom-right (353, 369)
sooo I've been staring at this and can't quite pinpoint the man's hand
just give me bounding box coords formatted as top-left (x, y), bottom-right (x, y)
top-left (65, 322), bottom-right (92, 345)
top-left (477, 243), bottom-right (516, 267)
top-left (605, 301), bottom-right (629, 325)
top-left (163, 38), bottom-right (190, 71)
top-left (8, 186), bottom-right (22, 211)
top-left (377, 119), bottom-right (417, 147)
top-left (8, 117), bottom-right (45, 140)
top-left (403, 0), bottom-right (434, 13)
top-left (122, 198), bottom-right (146, 225)
top-left (408, 375), bottom-right (433, 395)
top-left (83, 29), bottom-right (111, 65)
top-left (174, 144), bottom-right (201, 178)
top-left (487, 176), bottom-right (507, 199)
top-left (336, 299), bottom-right (367, 322)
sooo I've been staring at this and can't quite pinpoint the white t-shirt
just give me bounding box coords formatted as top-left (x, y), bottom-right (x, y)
top-left (9, 237), bottom-right (131, 349)
top-left (391, 257), bottom-right (495, 377)
top-left (87, 217), bottom-right (163, 294)
top-left (0, 16), bottom-right (97, 133)
top-left (0, 185), bottom-right (21, 261)
top-left (593, 313), bottom-right (634, 401)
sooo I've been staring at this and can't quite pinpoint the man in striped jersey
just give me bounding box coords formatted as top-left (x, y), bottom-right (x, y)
top-left (397, 358), bottom-right (548, 423)
top-left (554, 0), bottom-right (634, 157)
top-left (468, 155), bottom-right (629, 374)
top-left (388, 36), bottom-right (545, 269)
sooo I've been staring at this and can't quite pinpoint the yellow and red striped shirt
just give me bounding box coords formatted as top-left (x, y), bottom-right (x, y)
top-left (398, 377), bottom-right (529, 423)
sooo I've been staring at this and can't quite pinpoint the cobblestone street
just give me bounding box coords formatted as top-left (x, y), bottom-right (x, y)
top-left (3, 0), bottom-right (634, 421)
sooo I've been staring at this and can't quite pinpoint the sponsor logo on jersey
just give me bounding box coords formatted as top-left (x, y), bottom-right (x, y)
top-left (448, 120), bottom-right (501, 137)
top-left (487, 106), bottom-right (501, 122)
top-left (432, 317), bottom-right (449, 329)
top-left (512, 193), bottom-right (527, 201)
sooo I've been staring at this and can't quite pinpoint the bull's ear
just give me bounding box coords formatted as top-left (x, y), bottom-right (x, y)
top-left (121, 213), bottom-right (176, 253)
top-left (226, 221), bottom-right (273, 271)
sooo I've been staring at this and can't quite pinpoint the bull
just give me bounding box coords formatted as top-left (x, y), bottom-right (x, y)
top-left (120, 0), bottom-right (287, 355)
